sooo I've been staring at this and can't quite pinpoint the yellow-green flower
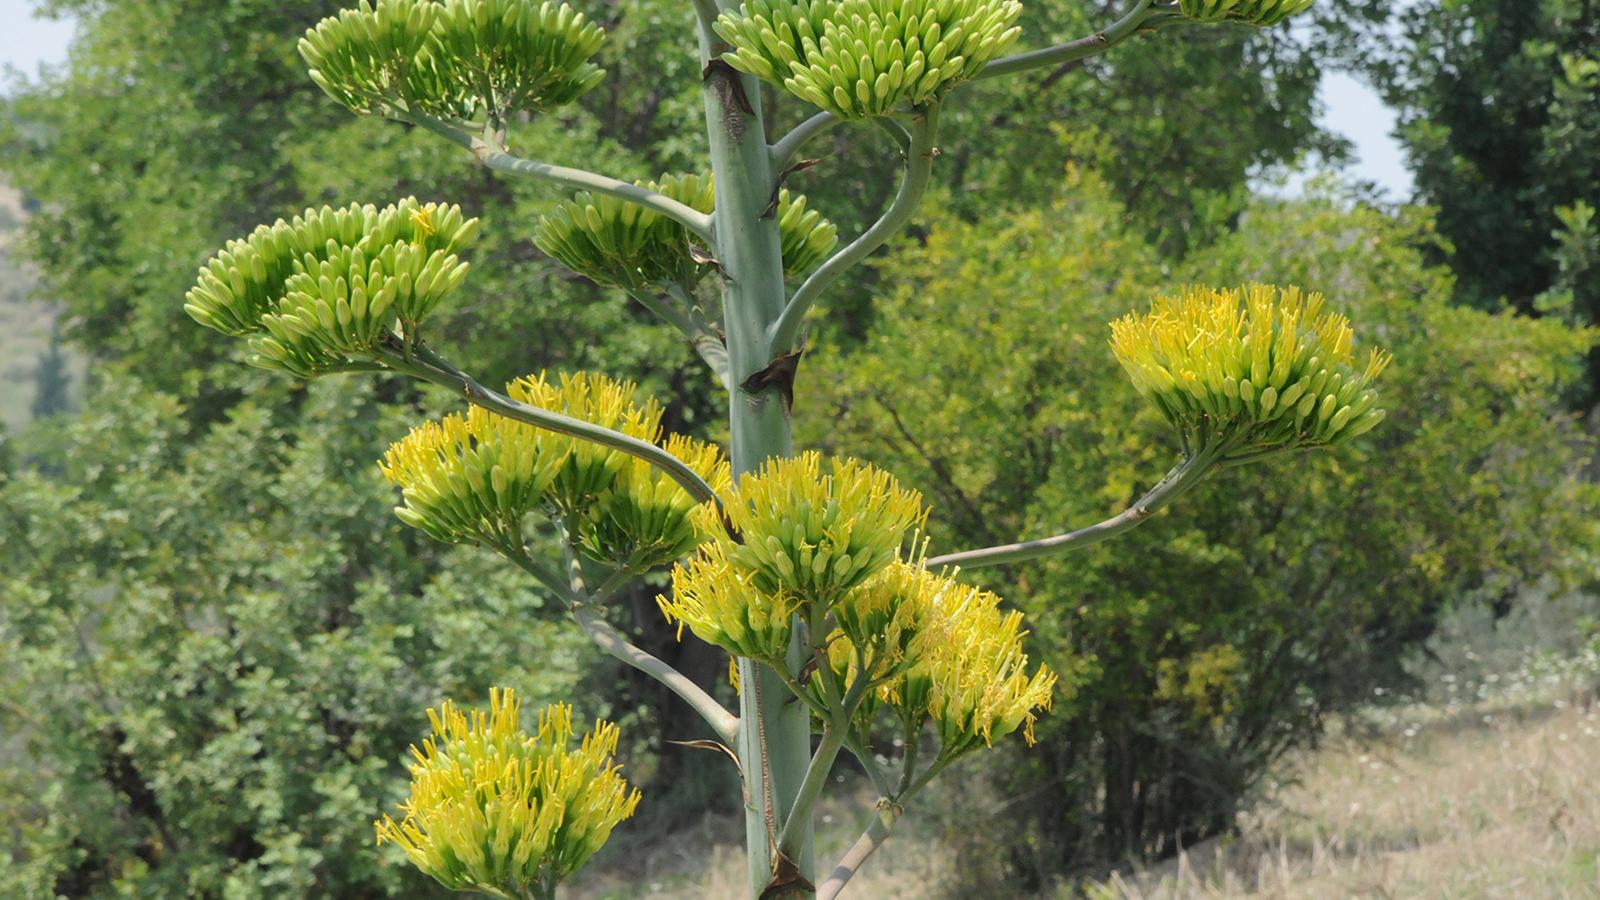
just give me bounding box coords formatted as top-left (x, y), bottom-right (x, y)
top-left (832, 560), bottom-right (1058, 759)
top-left (698, 451), bottom-right (928, 606)
top-left (577, 434), bottom-right (734, 570)
top-left (379, 405), bottom-right (563, 547)
top-left (1177, 0), bottom-right (1314, 26)
top-left (506, 371), bottom-right (666, 517)
top-left (715, 0), bottom-right (1024, 119)
top-left (657, 549), bottom-right (800, 662)
top-left (1110, 284), bottom-right (1390, 461)
top-left (375, 689), bottom-right (640, 898)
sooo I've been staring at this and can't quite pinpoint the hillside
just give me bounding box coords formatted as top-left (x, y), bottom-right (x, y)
top-left (0, 183), bottom-right (78, 431)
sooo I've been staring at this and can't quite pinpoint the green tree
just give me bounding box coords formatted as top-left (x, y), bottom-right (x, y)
top-left (28, 323), bottom-right (71, 421)
top-left (0, 379), bottom-right (590, 896)
top-left (804, 173), bottom-right (1597, 884)
top-left (1349, 1), bottom-right (1599, 328)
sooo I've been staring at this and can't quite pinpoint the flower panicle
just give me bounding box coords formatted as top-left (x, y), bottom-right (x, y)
top-left (827, 558), bottom-right (1058, 759)
top-left (535, 171), bottom-right (837, 291)
top-left (184, 197), bottom-right (478, 376)
top-left (300, 0), bottom-right (607, 123)
top-left (374, 688), bottom-right (640, 896)
top-left (714, 0), bottom-right (1024, 119)
top-left (381, 369), bottom-right (729, 570)
top-left (698, 451), bottom-right (929, 605)
top-left (1109, 284), bottom-right (1390, 460)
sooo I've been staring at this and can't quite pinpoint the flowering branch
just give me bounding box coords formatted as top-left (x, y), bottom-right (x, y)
top-left (769, 103), bottom-right (942, 353)
top-left (978, 0), bottom-right (1165, 81)
top-left (927, 453), bottom-right (1213, 569)
top-left (401, 110), bottom-right (715, 242)
top-left (375, 342), bottom-right (725, 511)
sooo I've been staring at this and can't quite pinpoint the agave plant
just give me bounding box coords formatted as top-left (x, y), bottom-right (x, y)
top-left (185, 0), bottom-right (1369, 896)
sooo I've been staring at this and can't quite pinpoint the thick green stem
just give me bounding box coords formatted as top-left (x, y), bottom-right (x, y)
top-left (700, 21), bottom-right (816, 896)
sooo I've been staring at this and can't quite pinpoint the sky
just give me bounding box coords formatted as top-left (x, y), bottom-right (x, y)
top-left (0, 0), bottom-right (1413, 198)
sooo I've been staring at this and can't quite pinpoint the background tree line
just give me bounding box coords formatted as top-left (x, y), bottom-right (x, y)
top-left (1, 0), bottom-right (1595, 894)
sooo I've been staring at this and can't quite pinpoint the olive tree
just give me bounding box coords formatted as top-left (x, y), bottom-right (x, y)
top-left (181, 0), bottom-right (1388, 896)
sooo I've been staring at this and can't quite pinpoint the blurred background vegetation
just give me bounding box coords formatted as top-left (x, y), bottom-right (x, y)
top-left (1, 0), bottom-right (1596, 896)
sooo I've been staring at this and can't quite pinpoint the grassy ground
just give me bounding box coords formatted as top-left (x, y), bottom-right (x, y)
top-left (573, 639), bottom-right (1600, 899)
top-left (1093, 692), bottom-right (1600, 899)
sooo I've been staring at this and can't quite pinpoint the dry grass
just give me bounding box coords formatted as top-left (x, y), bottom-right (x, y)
top-left (569, 779), bottom-right (955, 899)
top-left (1092, 695), bottom-right (1600, 900)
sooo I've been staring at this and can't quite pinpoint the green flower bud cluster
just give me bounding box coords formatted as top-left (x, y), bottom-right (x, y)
top-left (715, 0), bottom-right (1024, 119)
top-left (300, 0), bottom-right (606, 123)
top-left (535, 174), bottom-right (715, 293)
top-left (184, 198), bottom-right (479, 376)
top-left (383, 370), bottom-right (731, 570)
top-left (376, 689), bottom-right (640, 897)
top-left (658, 452), bottom-right (927, 664)
top-left (1110, 284), bottom-right (1390, 461)
top-left (534, 173), bottom-right (838, 292)
top-left (1176, 0), bottom-right (1314, 27)
top-left (817, 560), bottom-right (1058, 759)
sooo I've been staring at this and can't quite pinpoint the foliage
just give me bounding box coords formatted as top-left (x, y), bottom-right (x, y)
top-left (803, 172), bottom-right (1597, 884)
top-left (28, 323), bottom-right (72, 421)
top-left (0, 378), bottom-right (592, 897)
top-left (1348, 0), bottom-right (1600, 361)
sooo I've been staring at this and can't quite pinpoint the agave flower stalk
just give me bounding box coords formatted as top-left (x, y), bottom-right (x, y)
top-left (182, 0), bottom-right (1352, 896)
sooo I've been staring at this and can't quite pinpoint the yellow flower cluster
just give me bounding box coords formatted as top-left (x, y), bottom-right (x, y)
top-left (382, 371), bottom-right (730, 569)
top-left (659, 452), bottom-right (926, 664)
top-left (380, 405), bottom-right (562, 546)
top-left (375, 689), bottom-right (640, 897)
top-left (660, 552), bottom-right (801, 661)
top-left (1110, 284), bottom-right (1390, 460)
top-left (578, 434), bottom-right (734, 570)
top-left (821, 560), bottom-right (1059, 759)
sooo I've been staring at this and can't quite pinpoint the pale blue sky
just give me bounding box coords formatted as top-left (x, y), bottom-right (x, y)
top-left (0, 0), bottom-right (1412, 196)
